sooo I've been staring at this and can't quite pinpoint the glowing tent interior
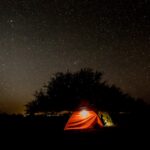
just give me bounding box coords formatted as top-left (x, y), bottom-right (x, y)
top-left (64, 108), bottom-right (104, 130)
top-left (98, 112), bottom-right (114, 127)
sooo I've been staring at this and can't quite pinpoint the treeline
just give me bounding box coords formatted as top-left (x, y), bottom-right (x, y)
top-left (25, 68), bottom-right (149, 114)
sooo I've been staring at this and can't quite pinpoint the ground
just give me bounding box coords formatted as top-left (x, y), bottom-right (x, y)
top-left (0, 115), bottom-right (149, 148)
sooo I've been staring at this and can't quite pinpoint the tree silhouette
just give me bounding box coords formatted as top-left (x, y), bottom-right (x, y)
top-left (25, 68), bottom-right (146, 114)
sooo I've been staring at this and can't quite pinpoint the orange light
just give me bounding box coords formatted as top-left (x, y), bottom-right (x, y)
top-left (80, 110), bottom-right (89, 118)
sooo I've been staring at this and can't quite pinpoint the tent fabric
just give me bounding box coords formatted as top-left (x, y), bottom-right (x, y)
top-left (64, 110), bottom-right (103, 130)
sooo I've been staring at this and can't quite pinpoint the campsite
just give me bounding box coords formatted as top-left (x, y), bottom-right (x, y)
top-left (0, 69), bottom-right (149, 148)
top-left (0, 1), bottom-right (150, 148)
top-left (0, 109), bottom-right (149, 148)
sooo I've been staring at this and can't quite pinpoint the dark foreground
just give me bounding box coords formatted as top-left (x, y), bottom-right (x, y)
top-left (0, 115), bottom-right (149, 148)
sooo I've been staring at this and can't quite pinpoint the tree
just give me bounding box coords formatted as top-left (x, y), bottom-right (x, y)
top-left (25, 68), bottom-right (145, 114)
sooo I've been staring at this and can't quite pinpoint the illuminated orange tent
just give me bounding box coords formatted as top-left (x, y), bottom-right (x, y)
top-left (64, 108), bottom-right (103, 130)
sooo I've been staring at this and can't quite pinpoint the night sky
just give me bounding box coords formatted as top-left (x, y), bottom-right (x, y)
top-left (0, 0), bottom-right (150, 114)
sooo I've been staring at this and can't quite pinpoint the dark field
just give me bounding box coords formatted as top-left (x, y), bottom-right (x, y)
top-left (0, 114), bottom-right (149, 148)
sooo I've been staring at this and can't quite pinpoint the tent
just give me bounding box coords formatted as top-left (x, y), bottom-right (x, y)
top-left (64, 108), bottom-right (103, 130)
top-left (98, 112), bottom-right (114, 127)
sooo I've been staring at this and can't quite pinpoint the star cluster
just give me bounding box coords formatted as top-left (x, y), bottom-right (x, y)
top-left (0, 0), bottom-right (150, 113)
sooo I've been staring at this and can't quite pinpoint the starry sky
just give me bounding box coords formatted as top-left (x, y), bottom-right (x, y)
top-left (0, 0), bottom-right (150, 114)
